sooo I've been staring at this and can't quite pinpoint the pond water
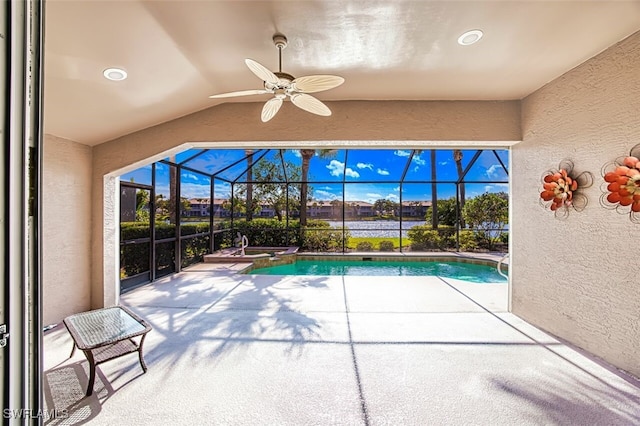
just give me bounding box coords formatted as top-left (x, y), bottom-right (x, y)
top-left (326, 221), bottom-right (426, 238)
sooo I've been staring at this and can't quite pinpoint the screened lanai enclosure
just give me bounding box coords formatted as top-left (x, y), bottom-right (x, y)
top-left (119, 148), bottom-right (509, 290)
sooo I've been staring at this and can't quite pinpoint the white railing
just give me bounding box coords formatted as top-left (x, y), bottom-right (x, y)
top-left (497, 253), bottom-right (509, 279)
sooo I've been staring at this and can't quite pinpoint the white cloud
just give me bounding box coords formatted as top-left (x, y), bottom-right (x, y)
top-left (387, 194), bottom-right (399, 201)
top-left (314, 190), bottom-right (339, 200)
top-left (393, 186), bottom-right (400, 192)
top-left (395, 150), bottom-right (425, 166)
top-left (184, 173), bottom-right (199, 181)
top-left (326, 160), bottom-right (344, 176)
top-left (291, 150), bottom-right (302, 158)
top-left (357, 162), bottom-right (373, 170)
top-left (214, 183), bottom-right (231, 198)
top-left (439, 161), bottom-right (448, 166)
top-left (345, 168), bottom-right (359, 178)
top-left (327, 159), bottom-right (360, 178)
top-left (181, 182), bottom-right (212, 198)
top-left (413, 166), bottom-right (420, 172)
top-left (486, 164), bottom-right (503, 179)
top-left (366, 193), bottom-right (382, 199)
top-left (377, 168), bottom-right (390, 176)
top-left (412, 155), bottom-right (426, 166)
top-left (484, 184), bottom-right (509, 193)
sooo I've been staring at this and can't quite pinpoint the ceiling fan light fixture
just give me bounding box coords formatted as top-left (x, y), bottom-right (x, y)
top-left (457, 30), bottom-right (483, 46)
top-left (103, 67), bottom-right (128, 81)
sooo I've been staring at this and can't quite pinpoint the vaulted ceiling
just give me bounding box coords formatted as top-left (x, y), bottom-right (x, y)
top-left (44, 1), bottom-right (640, 146)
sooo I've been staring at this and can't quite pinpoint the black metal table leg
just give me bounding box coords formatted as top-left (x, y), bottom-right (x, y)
top-left (137, 334), bottom-right (148, 373)
top-left (85, 350), bottom-right (96, 396)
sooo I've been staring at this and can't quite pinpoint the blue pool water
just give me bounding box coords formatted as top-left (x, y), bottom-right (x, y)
top-left (250, 260), bottom-right (507, 283)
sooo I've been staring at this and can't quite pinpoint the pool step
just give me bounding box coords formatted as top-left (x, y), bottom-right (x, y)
top-left (204, 246), bottom-right (299, 263)
top-left (203, 253), bottom-right (256, 263)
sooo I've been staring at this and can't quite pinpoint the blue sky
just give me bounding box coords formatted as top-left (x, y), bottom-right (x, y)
top-left (121, 149), bottom-right (509, 203)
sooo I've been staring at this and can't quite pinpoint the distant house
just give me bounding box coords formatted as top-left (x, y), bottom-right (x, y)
top-left (307, 200), bottom-right (335, 218)
top-left (188, 198), bottom-right (431, 219)
top-left (186, 198), bottom-right (210, 217)
top-left (210, 199), bottom-right (230, 217)
top-left (187, 198), bottom-right (227, 218)
top-left (401, 201), bottom-right (431, 217)
top-left (257, 205), bottom-right (276, 217)
top-left (347, 201), bottom-right (374, 218)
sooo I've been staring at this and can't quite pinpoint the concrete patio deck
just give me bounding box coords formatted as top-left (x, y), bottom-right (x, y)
top-left (43, 262), bottom-right (640, 425)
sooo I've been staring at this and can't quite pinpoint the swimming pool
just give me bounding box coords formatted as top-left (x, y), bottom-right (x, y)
top-left (249, 259), bottom-right (507, 283)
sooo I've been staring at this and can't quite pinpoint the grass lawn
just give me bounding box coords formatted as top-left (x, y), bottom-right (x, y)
top-left (347, 236), bottom-right (412, 250)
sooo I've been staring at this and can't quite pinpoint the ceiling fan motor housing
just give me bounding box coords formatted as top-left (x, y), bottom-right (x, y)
top-left (274, 71), bottom-right (294, 82)
top-left (273, 34), bottom-right (288, 49)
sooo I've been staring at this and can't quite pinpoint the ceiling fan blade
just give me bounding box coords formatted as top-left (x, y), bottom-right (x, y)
top-left (261, 97), bottom-right (283, 122)
top-left (291, 75), bottom-right (345, 93)
top-left (209, 89), bottom-right (269, 99)
top-left (245, 59), bottom-right (279, 85)
top-left (290, 93), bottom-right (331, 116)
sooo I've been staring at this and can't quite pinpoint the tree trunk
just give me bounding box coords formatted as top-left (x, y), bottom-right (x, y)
top-left (430, 150), bottom-right (438, 229)
top-left (169, 158), bottom-right (177, 224)
top-left (453, 149), bottom-right (465, 227)
top-left (245, 150), bottom-right (253, 221)
top-left (299, 149), bottom-right (315, 227)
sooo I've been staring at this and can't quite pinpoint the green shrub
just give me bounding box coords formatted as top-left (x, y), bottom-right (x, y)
top-left (356, 241), bottom-right (374, 251)
top-left (215, 218), bottom-right (348, 252)
top-left (457, 230), bottom-right (479, 251)
top-left (222, 218), bottom-right (293, 247)
top-left (181, 235), bottom-right (210, 268)
top-left (499, 231), bottom-right (509, 244)
top-left (120, 221), bottom-right (212, 279)
top-left (302, 227), bottom-right (349, 252)
top-left (121, 222), bottom-right (152, 240)
top-left (378, 240), bottom-right (395, 252)
top-left (407, 225), bottom-right (461, 251)
top-left (407, 225), bottom-right (444, 250)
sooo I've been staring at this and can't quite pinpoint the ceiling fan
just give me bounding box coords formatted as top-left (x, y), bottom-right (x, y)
top-left (209, 34), bottom-right (344, 122)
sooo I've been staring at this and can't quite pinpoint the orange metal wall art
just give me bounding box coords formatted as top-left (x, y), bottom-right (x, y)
top-left (540, 159), bottom-right (593, 219)
top-left (601, 143), bottom-right (640, 223)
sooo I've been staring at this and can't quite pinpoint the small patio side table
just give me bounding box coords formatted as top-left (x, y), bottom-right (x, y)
top-left (63, 305), bottom-right (152, 396)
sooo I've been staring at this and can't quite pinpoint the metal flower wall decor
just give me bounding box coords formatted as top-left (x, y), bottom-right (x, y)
top-left (600, 143), bottom-right (640, 223)
top-left (540, 159), bottom-right (593, 219)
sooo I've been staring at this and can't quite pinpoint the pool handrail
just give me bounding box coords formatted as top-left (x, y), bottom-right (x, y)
top-left (497, 253), bottom-right (509, 280)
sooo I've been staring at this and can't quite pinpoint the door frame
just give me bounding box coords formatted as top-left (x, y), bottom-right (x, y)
top-left (2, 0), bottom-right (45, 423)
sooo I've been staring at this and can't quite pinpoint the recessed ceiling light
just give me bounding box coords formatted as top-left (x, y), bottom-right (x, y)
top-left (103, 67), bottom-right (128, 81)
top-left (457, 30), bottom-right (483, 46)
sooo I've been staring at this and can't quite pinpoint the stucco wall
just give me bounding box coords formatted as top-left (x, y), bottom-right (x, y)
top-left (43, 135), bottom-right (93, 325)
top-left (513, 31), bottom-right (640, 378)
top-left (91, 100), bottom-right (521, 309)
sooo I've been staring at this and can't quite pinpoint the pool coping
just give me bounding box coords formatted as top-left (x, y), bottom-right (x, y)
top-left (241, 251), bottom-right (509, 275)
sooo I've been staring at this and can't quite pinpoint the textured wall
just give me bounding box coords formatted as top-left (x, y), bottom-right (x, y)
top-left (43, 135), bottom-right (93, 325)
top-left (91, 100), bottom-right (521, 308)
top-left (513, 32), bottom-right (640, 377)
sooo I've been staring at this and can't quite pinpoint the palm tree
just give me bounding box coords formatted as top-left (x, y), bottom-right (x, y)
top-left (299, 149), bottom-right (336, 227)
top-left (245, 150), bottom-right (254, 221)
top-left (410, 149), bottom-right (438, 228)
top-left (453, 149), bottom-right (465, 227)
top-left (430, 150), bottom-right (438, 228)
